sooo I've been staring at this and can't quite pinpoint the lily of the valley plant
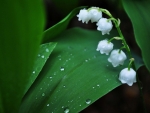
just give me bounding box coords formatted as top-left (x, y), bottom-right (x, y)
top-left (77, 7), bottom-right (136, 86)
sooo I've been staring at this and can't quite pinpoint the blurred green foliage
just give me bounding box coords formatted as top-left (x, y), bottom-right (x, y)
top-left (0, 0), bottom-right (45, 112)
top-left (122, 0), bottom-right (150, 72)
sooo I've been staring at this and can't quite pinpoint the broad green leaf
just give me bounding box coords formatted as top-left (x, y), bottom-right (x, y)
top-left (43, 6), bottom-right (86, 42)
top-left (122, 0), bottom-right (150, 72)
top-left (25, 42), bottom-right (57, 93)
top-left (51, 0), bottom-right (80, 15)
top-left (0, 1), bottom-right (45, 113)
top-left (20, 28), bottom-right (143, 113)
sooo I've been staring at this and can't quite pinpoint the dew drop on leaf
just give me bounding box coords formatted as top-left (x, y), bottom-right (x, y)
top-left (93, 55), bottom-right (96, 58)
top-left (42, 93), bottom-right (45, 96)
top-left (64, 107), bottom-right (69, 113)
top-left (41, 55), bottom-right (45, 58)
top-left (60, 67), bottom-right (65, 71)
top-left (47, 104), bottom-right (49, 106)
top-left (85, 59), bottom-right (88, 62)
top-left (46, 48), bottom-right (49, 52)
top-left (97, 84), bottom-right (100, 87)
top-left (85, 99), bottom-right (91, 104)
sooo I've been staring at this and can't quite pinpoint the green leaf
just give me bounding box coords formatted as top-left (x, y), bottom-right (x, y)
top-left (122, 0), bottom-right (150, 72)
top-left (20, 28), bottom-right (143, 113)
top-left (25, 42), bottom-right (57, 93)
top-left (51, 0), bottom-right (80, 15)
top-left (43, 6), bottom-right (86, 42)
top-left (0, 1), bottom-right (45, 113)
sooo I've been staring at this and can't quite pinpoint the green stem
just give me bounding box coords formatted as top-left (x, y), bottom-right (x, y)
top-left (108, 37), bottom-right (115, 43)
top-left (119, 46), bottom-right (125, 53)
top-left (115, 26), bottom-right (131, 56)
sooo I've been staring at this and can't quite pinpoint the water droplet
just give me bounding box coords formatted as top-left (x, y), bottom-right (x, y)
top-left (60, 67), bottom-right (65, 71)
top-left (41, 55), bottom-right (45, 58)
top-left (85, 99), bottom-right (91, 104)
top-left (46, 48), bottom-right (49, 52)
top-left (93, 55), bottom-right (96, 58)
top-left (64, 107), bottom-right (69, 113)
top-left (32, 71), bottom-right (35, 74)
top-left (63, 85), bottom-right (66, 88)
top-left (47, 104), bottom-right (49, 106)
top-left (42, 93), bottom-right (45, 96)
top-left (85, 59), bottom-right (88, 62)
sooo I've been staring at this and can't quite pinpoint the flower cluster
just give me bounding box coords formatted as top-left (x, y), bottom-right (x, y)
top-left (77, 7), bottom-right (137, 86)
top-left (77, 7), bottom-right (113, 35)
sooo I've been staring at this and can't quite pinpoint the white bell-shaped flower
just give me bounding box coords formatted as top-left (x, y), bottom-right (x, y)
top-left (108, 49), bottom-right (127, 67)
top-left (89, 7), bottom-right (102, 22)
top-left (77, 9), bottom-right (91, 24)
top-left (96, 39), bottom-right (113, 55)
top-left (119, 68), bottom-right (136, 86)
top-left (96, 18), bottom-right (113, 35)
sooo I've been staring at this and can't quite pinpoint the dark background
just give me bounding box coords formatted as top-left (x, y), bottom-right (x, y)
top-left (44, 0), bottom-right (150, 112)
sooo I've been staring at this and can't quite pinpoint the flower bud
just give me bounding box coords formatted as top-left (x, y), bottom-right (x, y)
top-left (108, 49), bottom-right (127, 67)
top-left (96, 39), bottom-right (113, 55)
top-left (77, 9), bottom-right (91, 24)
top-left (89, 7), bottom-right (102, 22)
top-left (119, 68), bottom-right (136, 86)
top-left (96, 18), bottom-right (113, 35)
